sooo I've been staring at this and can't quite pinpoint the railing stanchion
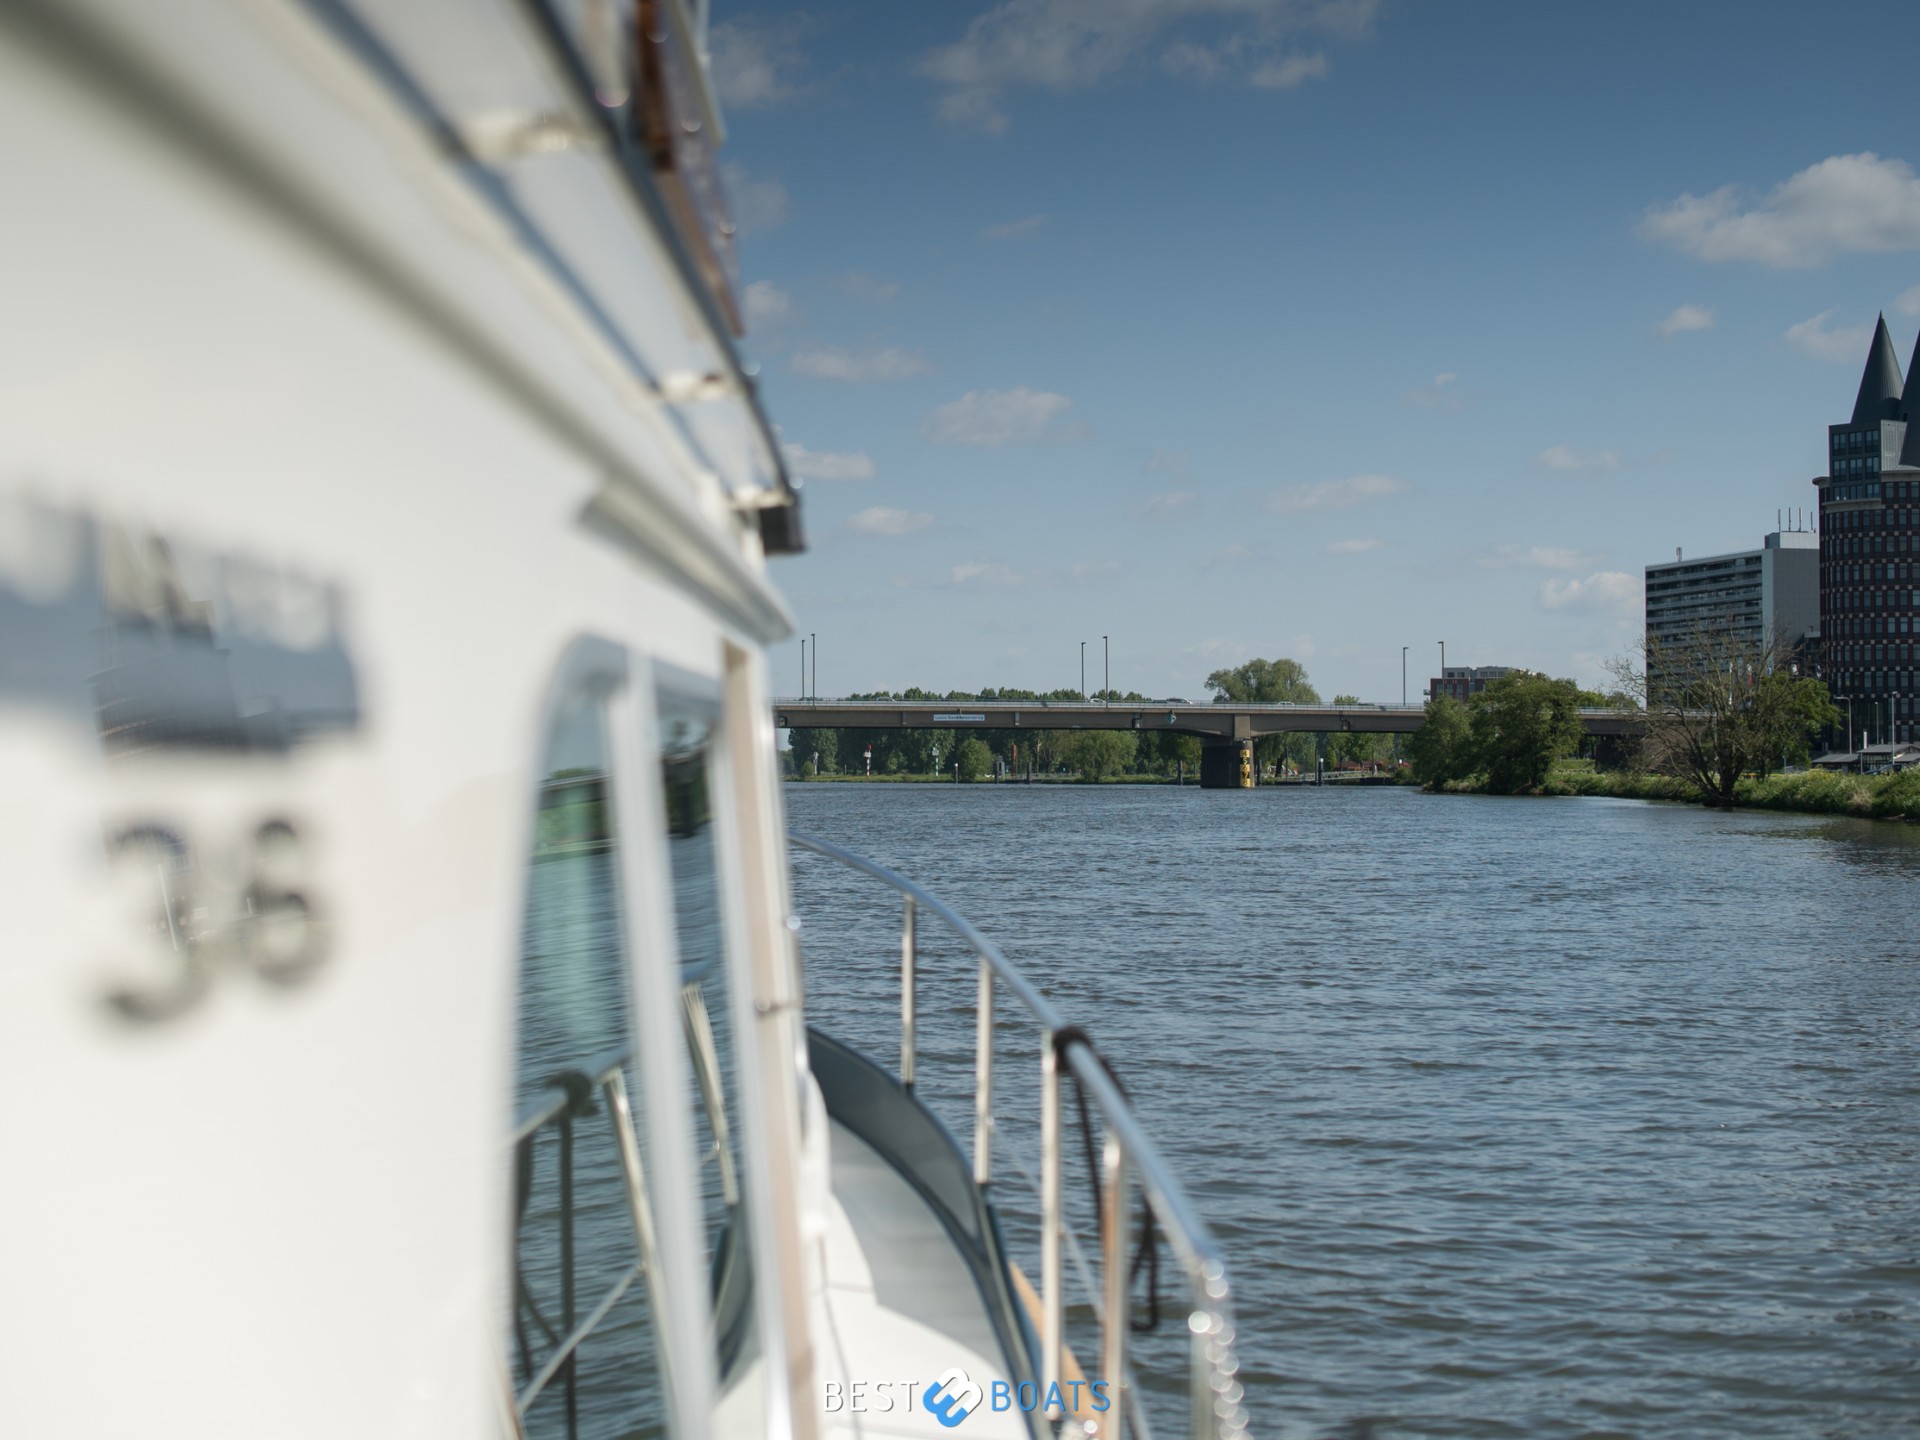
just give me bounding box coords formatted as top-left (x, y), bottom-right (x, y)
top-left (1041, 1033), bottom-right (1063, 1423)
top-left (974, 958), bottom-right (994, 1184)
top-left (901, 897), bottom-right (917, 1088)
top-left (788, 832), bottom-right (1248, 1440)
top-left (559, 1116), bottom-right (578, 1440)
top-left (604, 1067), bottom-right (674, 1396)
top-left (1101, 1130), bottom-right (1129, 1440)
top-left (1191, 1307), bottom-right (1213, 1440)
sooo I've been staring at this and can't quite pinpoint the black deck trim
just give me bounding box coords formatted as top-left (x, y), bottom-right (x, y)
top-left (807, 1028), bottom-right (1039, 1426)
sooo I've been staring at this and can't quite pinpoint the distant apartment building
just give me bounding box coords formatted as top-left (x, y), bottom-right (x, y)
top-left (1642, 530), bottom-right (1819, 690)
top-left (1428, 665), bottom-right (1517, 703)
top-left (1817, 314), bottom-right (1920, 744)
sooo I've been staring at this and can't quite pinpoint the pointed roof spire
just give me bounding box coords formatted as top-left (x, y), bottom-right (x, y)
top-left (1852, 313), bottom-right (1904, 426)
top-left (1902, 324), bottom-right (1920, 466)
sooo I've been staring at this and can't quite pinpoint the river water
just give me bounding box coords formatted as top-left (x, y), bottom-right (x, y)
top-left (785, 783), bottom-right (1920, 1440)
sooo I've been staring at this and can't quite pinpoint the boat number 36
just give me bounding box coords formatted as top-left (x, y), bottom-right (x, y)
top-left (101, 817), bottom-right (328, 1022)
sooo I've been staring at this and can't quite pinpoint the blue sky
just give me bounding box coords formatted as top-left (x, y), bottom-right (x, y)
top-left (718, 0), bottom-right (1920, 703)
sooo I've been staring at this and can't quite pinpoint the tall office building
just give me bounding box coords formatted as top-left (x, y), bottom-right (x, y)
top-left (1643, 531), bottom-right (1818, 691)
top-left (1818, 314), bottom-right (1920, 743)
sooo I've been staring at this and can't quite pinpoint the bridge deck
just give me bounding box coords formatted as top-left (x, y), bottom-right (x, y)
top-left (773, 699), bottom-right (1644, 739)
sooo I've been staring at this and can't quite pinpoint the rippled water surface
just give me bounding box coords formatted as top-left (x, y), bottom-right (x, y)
top-left (785, 783), bottom-right (1920, 1440)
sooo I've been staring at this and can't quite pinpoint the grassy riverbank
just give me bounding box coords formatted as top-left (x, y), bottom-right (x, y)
top-left (1434, 765), bottom-right (1920, 820)
top-left (788, 771), bottom-right (1177, 784)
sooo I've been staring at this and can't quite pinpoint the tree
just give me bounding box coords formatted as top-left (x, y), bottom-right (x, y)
top-left (1205, 658), bottom-right (1319, 774)
top-left (1148, 731), bottom-right (1204, 776)
top-left (1204, 657), bottom-right (1318, 704)
top-left (1468, 672), bottom-right (1584, 793)
top-left (1406, 696), bottom-right (1474, 786)
top-left (1329, 694), bottom-right (1386, 768)
top-left (786, 727), bottom-right (837, 776)
top-left (1057, 729), bottom-right (1136, 782)
top-left (956, 737), bottom-right (992, 782)
top-left (1406, 674), bottom-right (1587, 792)
top-left (1611, 628), bottom-right (1838, 809)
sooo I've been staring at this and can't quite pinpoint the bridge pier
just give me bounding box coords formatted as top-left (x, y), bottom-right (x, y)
top-left (1200, 739), bottom-right (1255, 789)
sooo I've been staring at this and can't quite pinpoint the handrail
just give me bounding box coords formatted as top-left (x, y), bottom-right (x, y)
top-left (510, 0), bottom-right (798, 509)
top-left (788, 831), bottom-right (1250, 1440)
top-left (789, 833), bottom-right (1063, 1028)
top-left (512, 1043), bottom-right (631, 1142)
top-left (510, 1049), bottom-right (672, 1434)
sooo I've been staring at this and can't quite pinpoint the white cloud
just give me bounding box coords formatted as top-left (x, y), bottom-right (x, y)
top-left (848, 506), bottom-right (934, 536)
top-left (938, 89), bottom-right (1014, 135)
top-left (781, 440), bottom-right (876, 482)
top-left (1164, 40), bottom-right (1329, 88)
top-left (950, 560), bottom-right (1026, 589)
top-left (1655, 303), bottom-right (1715, 337)
top-left (790, 346), bottom-right (932, 382)
top-left (982, 213), bottom-right (1050, 241)
top-left (1142, 489), bottom-right (1197, 519)
top-left (1402, 371), bottom-right (1460, 409)
top-left (709, 19), bottom-right (809, 109)
top-left (1198, 542), bottom-right (1255, 571)
top-left (922, 0), bottom-right (1375, 132)
top-left (1266, 472), bottom-right (1407, 513)
top-left (1784, 309), bottom-right (1874, 364)
top-left (1248, 52), bottom-right (1328, 88)
top-left (1535, 445), bottom-right (1620, 473)
top-left (1477, 544), bottom-right (1595, 571)
top-left (721, 163), bottom-right (789, 234)
top-left (933, 555), bottom-right (1120, 588)
top-left (923, 386), bottom-right (1084, 446)
top-left (831, 272), bottom-right (902, 303)
top-left (1322, 537), bottom-right (1381, 555)
top-left (743, 279), bottom-right (794, 329)
top-left (1897, 284), bottom-right (1920, 318)
top-left (1639, 153), bottom-right (1920, 268)
top-left (1540, 571), bottom-right (1641, 614)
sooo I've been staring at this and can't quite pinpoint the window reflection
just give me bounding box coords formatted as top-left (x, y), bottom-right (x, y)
top-left (659, 702), bottom-right (766, 1435)
top-left (512, 689), bottom-right (668, 1440)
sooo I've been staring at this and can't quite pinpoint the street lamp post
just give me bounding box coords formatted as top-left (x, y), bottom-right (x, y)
top-left (1103, 635), bottom-right (1109, 701)
top-left (799, 637), bottom-right (806, 700)
top-left (1080, 641), bottom-right (1086, 701)
top-left (1398, 645), bottom-right (1409, 766)
top-left (810, 632), bottom-right (817, 701)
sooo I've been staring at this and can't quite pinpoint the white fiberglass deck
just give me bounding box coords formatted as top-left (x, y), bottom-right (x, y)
top-left (817, 1121), bottom-right (1028, 1440)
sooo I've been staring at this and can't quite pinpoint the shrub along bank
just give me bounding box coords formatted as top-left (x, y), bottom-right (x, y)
top-left (1435, 766), bottom-right (1920, 821)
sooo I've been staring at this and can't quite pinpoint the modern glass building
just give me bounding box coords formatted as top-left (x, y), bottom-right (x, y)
top-left (1817, 314), bottom-right (1920, 744)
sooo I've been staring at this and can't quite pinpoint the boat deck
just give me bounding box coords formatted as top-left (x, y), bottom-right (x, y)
top-left (817, 1120), bottom-right (1028, 1440)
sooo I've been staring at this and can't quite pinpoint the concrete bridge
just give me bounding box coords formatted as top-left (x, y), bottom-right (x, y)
top-left (773, 697), bottom-right (1645, 788)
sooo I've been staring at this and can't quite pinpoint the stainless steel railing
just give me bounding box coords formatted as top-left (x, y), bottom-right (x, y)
top-left (789, 832), bottom-right (1250, 1440)
top-left (509, 1046), bottom-right (670, 1436)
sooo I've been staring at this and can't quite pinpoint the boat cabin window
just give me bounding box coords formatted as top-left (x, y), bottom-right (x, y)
top-left (658, 685), bottom-right (768, 1433)
top-left (511, 677), bottom-right (670, 1440)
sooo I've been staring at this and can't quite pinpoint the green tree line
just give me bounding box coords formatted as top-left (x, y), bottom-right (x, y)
top-left (1404, 655), bottom-right (1834, 803)
top-left (783, 660), bottom-right (1402, 781)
